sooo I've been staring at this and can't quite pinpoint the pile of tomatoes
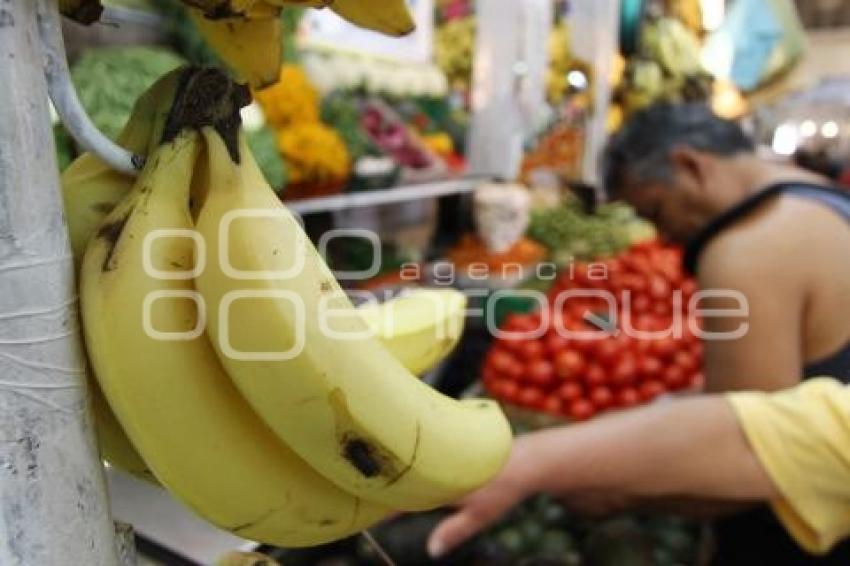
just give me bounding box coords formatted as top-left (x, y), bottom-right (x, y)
top-left (482, 240), bottom-right (704, 421)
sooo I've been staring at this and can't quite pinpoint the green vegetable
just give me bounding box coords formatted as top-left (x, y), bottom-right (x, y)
top-left (69, 46), bottom-right (184, 143)
top-left (246, 126), bottom-right (287, 192)
top-left (54, 125), bottom-right (76, 172)
top-left (527, 200), bottom-right (652, 262)
top-left (320, 90), bottom-right (380, 161)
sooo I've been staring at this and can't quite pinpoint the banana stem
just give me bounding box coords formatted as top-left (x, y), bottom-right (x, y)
top-left (37, 0), bottom-right (143, 176)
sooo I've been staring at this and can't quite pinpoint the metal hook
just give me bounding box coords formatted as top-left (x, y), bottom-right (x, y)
top-left (36, 0), bottom-right (143, 176)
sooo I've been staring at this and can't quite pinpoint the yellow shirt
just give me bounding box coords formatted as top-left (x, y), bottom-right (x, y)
top-left (728, 378), bottom-right (850, 555)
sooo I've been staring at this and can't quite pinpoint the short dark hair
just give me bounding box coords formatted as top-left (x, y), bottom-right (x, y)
top-left (603, 103), bottom-right (754, 197)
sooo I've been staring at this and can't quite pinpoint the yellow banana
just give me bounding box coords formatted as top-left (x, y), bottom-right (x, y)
top-left (263, 0), bottom-right (415, 36)
top-left (358, 289), bottom-right (466, 377)
top-left (328, 0), bottom-right (416, 37)
top-left (195, 128), bottom-right (511, 512)
top-left (80, 131), bottom-right (388, 546)
top-left (63, 68), bottom-right (188, 480)
top-left (63, 69), bottom-right (463, 479)
top-left (187, 7), bottom-right (283, 89)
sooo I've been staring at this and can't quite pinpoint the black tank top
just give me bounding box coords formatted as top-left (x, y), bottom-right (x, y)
top-left (685, 182), bottom-right (850, 383)
top-left (685, 182), bottom-right (850, 565)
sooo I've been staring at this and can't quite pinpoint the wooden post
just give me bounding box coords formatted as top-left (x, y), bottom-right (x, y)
top-left (0, 0), bottom-right (119, 564)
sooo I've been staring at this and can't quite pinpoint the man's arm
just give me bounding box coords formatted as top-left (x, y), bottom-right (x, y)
top-left (427, 396), bottom-right (777, 558)
top-left (697, 223), bottom-right (805, 392)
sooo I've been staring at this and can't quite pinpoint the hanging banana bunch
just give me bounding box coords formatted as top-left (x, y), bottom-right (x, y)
top-left (58, 0), bottom-right (416, 88)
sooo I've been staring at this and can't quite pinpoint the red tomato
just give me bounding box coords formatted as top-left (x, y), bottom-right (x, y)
top-left (611, 355), bottom-right (638, 386)
top-left (633, 338), bottom-right (653, 354)
top-left (555, 350), bottom-right (586, 381)
top-left (496, 336), bottom-right (525, 354)
top-left (604, 257), bottom-right (624, 274)
top-left (527, 359), bottom-right (555, 387)
top-left (568, 399), bottom-right (596, 421)
top-left (617, 387), bottom-right (640, 408)
top-left (662, 364), bottom-right (687, 390)
top-left (648, 275), bottom-right (672, 300)
top-left (519, 340), bottom-right (545, 362)
top-left (589, 386), bottom-right (614, 410)
top-left (505, 359), bottom-right (525, 380)
top-left (689, 340), bottom-right (704, 359)
top-left (623, 253), bottom-right (651, 274)
top-left (630, 293), bottom-right (652, 315)
top-left (542, 396), bottom-right (563, 416)
top-left (638, 356), bottom-right (663, 378)
top-left (584, 363), bottom-right (608, 387)
top-left (545, 333), bottom-right (570, 356)
top-left (558, 382), bottom-right (584, 402)
top-left (594, 339), bottom-right (621, 366)
top-left (651, 337), bottom-right (678, 359)
top-left (653, 300), bottom-right (672, 317)
top-left (517, 387), bottom-right (545, 409)
top-left (620, 273), bottom-right (648, 293)
top-left (481, 366), bottom-right (498, 385)
top-left (639, 380), bottom-right (666, 402)
top-left (571, 337), bottom-right (597, 354)
top-left (501, 380), bottom-right (520, 399)
top-left (673, 351), bottom-right (698, 373)
top-left (488, 350), bottom-right (515, 374)
top-left (502, 313), bottom-right (537, 333)
top-left (680, 279), bottom-right (698, 299)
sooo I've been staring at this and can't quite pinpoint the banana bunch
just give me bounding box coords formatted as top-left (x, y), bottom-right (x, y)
top-left (181, 0), bottom-right (415, 89)
top-left (72, 67), bottom-right (507, 546)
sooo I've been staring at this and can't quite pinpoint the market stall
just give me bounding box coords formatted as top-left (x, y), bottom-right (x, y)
top-left (0, 0), bottom-right (844, 564)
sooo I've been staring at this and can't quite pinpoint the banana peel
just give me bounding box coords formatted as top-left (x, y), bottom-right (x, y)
top-left (187, 7), bottom-right (283, 89)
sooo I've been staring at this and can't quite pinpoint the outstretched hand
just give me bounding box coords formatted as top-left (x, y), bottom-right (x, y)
top-left (427, 436), bottom-right (540, 559)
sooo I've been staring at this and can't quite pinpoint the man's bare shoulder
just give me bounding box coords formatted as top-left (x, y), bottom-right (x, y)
top-left (697, 195), bottom-right (843, 287)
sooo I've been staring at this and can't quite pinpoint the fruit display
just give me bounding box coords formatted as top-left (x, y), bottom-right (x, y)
top-left (527, 199), bottom-right (656, 264)
top-left (520, 121), bottom-right (585, 183)
top-left (303, 49), bottom-right (449, 99)
top-left (447, 235), bottom-right (547, 280)
top-left (434, 15), bottom-right (476, 98)
top-left (482, 240), bottom-right (703, 422)
top-left (72, 0), bottom-right (416, 89)
top-left (361, 101), bottom-right (441, 178)
top-left (68, 67), bottom-right (511, 546)
top-left (614, 16), bottom-right (714, 119)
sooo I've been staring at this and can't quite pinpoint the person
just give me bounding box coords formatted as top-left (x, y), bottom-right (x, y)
top-left (427, 378), bottom-right (850, 560)
top-left (434, 103), bottom-right (850, 564)
top-left (603, 103), bottom-right (850, 564)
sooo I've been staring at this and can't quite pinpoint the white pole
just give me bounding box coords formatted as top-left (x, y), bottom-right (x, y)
top-left (0, 0), bottom-right (119, 564)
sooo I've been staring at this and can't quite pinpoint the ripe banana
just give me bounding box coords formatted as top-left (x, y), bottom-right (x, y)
top-left (358, 289), bottom-right (466, 377)
top-left (264, 0), bottom-right (416, 37)
top-left (328, 0), bottom-right (416, 37)
top-left (195, 128), bottom-right (511, 511)
top-left (80, 131), bottom-right (389, 546)
top-left (63, 67), bottom-right (184, 268)
top-left (63, 68), bottom-right (187, 480)
top-left (187, 7), bottom-right (283, 89)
